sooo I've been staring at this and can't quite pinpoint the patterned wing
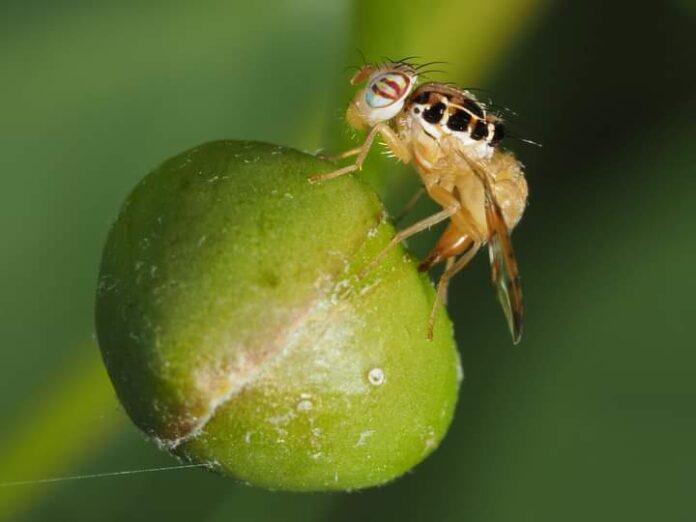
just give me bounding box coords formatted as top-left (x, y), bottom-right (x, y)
top-left (456, 149), bottom-right (524, 344)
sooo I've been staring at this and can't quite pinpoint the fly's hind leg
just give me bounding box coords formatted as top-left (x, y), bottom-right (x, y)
top-left (427, 241), bottom-right (481, 340)
top-left (419, 222), bottom-right (475, 272)
top-left (309, 123), bottom-right (411, 183)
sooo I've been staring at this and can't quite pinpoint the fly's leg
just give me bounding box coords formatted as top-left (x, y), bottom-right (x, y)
top-left (309, 123), bottom-right (410, 183)
top-left (393, 187), bottom-right (426, 224)
top-left (427, 241), bottom-right (481, 340)
top-left (321, 146), bottom-right (362, 161)
top-left (378, 123), bottom-right (411, 164)
top-left (419, 222), bottom-right (475, 272)
top-left (426, 185), bottom-right (486, 241)
top-left (309, 163), bottom-right (358, 183)
top-left (441, 257), bottom-right (455, 307)
top-left (358, 205), bottom-right (459, 280)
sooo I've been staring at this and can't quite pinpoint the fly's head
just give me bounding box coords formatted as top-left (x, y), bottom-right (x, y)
top-left (346, 62), bottom-right (417, 130)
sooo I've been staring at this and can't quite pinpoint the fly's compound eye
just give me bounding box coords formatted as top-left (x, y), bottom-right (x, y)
top-left (366, 72), bottom-right (412, 108)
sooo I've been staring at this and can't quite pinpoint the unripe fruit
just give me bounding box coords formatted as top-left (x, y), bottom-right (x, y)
top-left (95, 140), bottom-right (461, 491)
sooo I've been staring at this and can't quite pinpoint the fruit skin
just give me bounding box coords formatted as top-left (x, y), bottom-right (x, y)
top-left (95, 140), bottom-right (461, 491)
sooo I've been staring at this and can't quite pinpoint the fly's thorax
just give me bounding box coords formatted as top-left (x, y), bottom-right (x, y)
top-left (400, 120), bottom-right (487, 179)
top-left (405, 84), bottom-right (504, 161)
top-left (404, 123), bottom-right (447, 175)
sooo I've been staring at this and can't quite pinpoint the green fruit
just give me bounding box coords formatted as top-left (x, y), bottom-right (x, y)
top-left (95, 140), bottom-right (461, 491)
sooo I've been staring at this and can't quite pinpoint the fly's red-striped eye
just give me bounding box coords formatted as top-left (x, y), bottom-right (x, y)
top-left (366, 72), bottom-right (412, 108)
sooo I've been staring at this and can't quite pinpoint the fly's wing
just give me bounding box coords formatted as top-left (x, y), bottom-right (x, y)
top-left (484, 198), bottom-right (524, 344)
top-left (456, 148), bottom-right (524, 344)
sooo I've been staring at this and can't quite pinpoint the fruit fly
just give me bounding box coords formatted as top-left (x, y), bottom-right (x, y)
top-left (310, 61), bottom-right (529, 344)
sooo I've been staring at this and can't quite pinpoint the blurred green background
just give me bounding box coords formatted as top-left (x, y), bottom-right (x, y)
top-left (1, 0), bottom-right (694, 520)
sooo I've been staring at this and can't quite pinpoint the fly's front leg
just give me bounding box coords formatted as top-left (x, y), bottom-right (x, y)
top-left (309, 123), bottom-right (409, 183)
top-left (358, 204), bottom-right (459, 280)
top-left (378, 123), bottom-right (411, 164)
top-left (319, 146), bottom-right (361, 161)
